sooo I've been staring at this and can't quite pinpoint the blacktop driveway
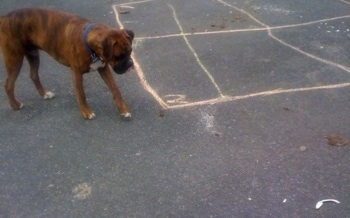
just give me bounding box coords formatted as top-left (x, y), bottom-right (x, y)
top-left (1, 0), bottom-right (350, 217)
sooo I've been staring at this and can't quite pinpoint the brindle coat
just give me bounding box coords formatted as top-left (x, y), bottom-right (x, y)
top-left (0, 8), bottom-right (134, 119)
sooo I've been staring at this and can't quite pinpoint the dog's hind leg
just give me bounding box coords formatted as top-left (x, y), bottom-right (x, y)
top-left (3, 53), bottom-right (25, 110)
top-left (25, 50), bottom-right (55, 100)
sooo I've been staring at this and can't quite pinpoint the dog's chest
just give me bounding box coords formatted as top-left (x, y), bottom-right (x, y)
top-left (89, 59), bottom-right (106, 71)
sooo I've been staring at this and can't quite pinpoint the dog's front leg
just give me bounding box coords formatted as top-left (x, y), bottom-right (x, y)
top-left (98, 66), bottom-right (131, 118)
top-left (71, 70), bottom-right (96, 120)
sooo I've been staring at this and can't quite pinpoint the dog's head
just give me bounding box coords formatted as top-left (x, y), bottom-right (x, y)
top-left (101, 29), bottom-right (135, 74)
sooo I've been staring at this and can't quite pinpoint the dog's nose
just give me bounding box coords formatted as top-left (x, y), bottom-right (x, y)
top-left (127, 59), bottom-right (134, 68)
top-left (124, 59), bottom-right (134, 72)
top-left (113, 59), bottom-right (134, 74)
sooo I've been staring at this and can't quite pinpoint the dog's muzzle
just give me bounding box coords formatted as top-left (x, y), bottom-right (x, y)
top-left (113, 59), bottom-right (134, 75)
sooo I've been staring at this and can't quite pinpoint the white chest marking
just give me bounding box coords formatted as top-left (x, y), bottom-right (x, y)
top-left (89, 59), bottom-right (106, 71)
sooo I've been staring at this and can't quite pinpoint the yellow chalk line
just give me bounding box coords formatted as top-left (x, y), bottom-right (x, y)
top-left (131, 52), bottom-right (169, 109)
top-left (167, 83), bottom-right (350, 109)
top-left (113, 1), bottom-right (350, 110)
top-left (168, 4), bottom-right (225, 98)
top-left (218, 0), bottom-right (267, 27)
top-left (113, 5), bottom-right (124, 29)
top-left (114, 0), bottom-right (153, 7)
top-left (113, 4), bottom-right (169, 109)
top-left (218, 0), bottom-right (350, 73)
top-left (271, 15), bottom-right (350, 30)
top-left (135, 27), bottom-right (267, 40)
top-left (268, 33), bottom-right (350, 72)
top-left (340, 0), bottom-right (350, 5)
top-left (135, 15), bottom-right (350, 40)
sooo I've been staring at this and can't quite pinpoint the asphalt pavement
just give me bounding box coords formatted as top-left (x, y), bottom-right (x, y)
top-left (1, 0), bottom-right (350, 217)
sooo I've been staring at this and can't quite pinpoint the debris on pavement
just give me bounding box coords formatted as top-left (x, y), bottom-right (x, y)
top-left (325, 134), bottom-right (348, 147)
top-left (299, 146), bottom-right (307, 152)
top-left (159, 109), bottom-right (165, 117)
top-left (212, 131), bottom-right (222, 137)
top-left (315, 199), bottom-right (341, 209)
top-left (118, 6), bottom-right (133, 14)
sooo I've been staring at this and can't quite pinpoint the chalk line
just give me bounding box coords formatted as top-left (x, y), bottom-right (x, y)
top-left (112, 1), bottom-right (350, 110)
top-left (218, 0), bottom-right (350, 73)
top-left (340, 0), bottom-right (350, 5)
top-left (114, 0), bottom-right (153, 7)
top-left (167, 83), bottom-right (350, 109)
top-left (168, 4), bottom-right (225, 98)
top-left (113, 4), bottom-right (169, 109)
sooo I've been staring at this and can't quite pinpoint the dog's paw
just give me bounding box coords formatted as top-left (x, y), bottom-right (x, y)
top-left (43, 91), bottom-right (55, 99)
top-left (84, 112), bottom-right (96, 120)
top-left (81, 108), bottom-right (96, 120)
top-left (88, 113), bottom-right (96, 120)
top-left (19, 102), bottom-right (24, 109)
top-left (11, 101), bottom-right (24, 110)
top-left (121, 112), bottom-right (132, 119)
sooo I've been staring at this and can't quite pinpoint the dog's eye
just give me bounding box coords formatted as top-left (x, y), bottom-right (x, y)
top-left (115, 54), bottom-right (126, 60)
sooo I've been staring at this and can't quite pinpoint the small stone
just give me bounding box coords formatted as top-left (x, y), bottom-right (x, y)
top-left (299, 146), bottom-right (307, 152)
top-left (212, 131), bottom-right (222, 137)
top-left (159, 109), bottom-right (165, 117)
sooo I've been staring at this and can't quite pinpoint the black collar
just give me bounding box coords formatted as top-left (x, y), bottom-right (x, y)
top-left (83, 23), bottom-right (100, 63)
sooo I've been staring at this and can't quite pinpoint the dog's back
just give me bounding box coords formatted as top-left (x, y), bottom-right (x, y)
top-left (0, 8), bottom-right (89, 62)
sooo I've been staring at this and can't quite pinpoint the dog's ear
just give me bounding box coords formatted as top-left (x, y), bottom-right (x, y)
top-left (102, 37), bottom-right (115, 61)
top-left (123, 29), bottom-right (134, 42)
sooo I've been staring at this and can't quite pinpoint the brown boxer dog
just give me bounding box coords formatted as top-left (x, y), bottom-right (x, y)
top-left (0, 8), bottom-right (134, 119)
